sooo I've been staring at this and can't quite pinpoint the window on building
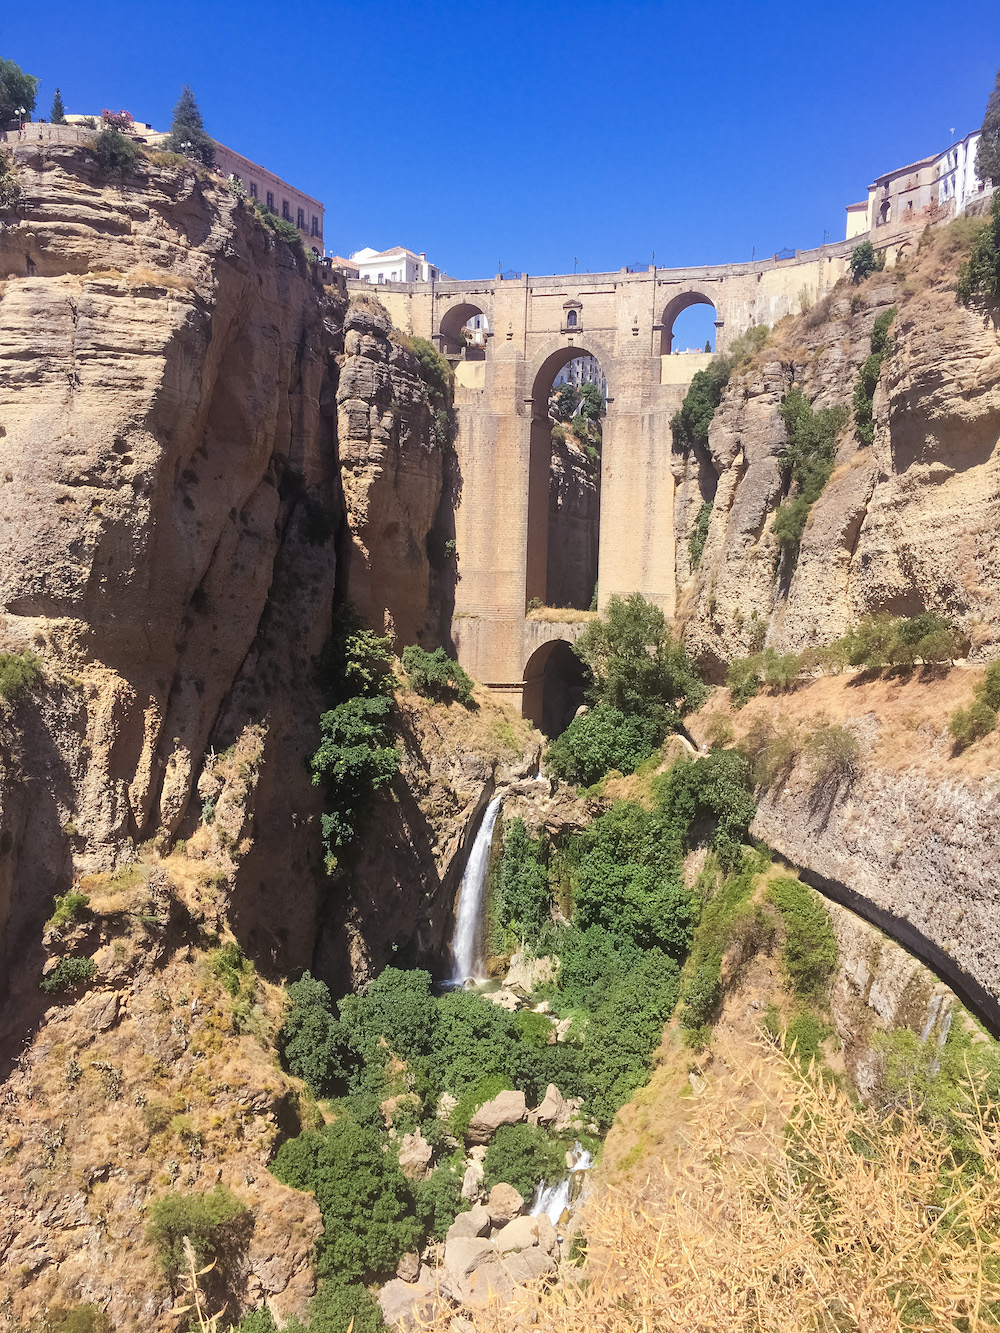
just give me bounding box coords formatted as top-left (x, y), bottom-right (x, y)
top-left (364, 275), bottom-right (371, 283)
top-left (282, 200), bottom-right (291, 221)
top-left (311, 215), bottom-right (319, 236)
top-left (566, 309), bottom-right (578, 327)
top-left (249, 182), bottom-right (258, 198)
top-left (378, 273), bottom-right (384, 283)
top-left (390, 271), bottom-right (397, 281)
top-left (297, 207), bottom-right (305, 229)
top-left (430, 269), bottom-right (437, 280)
top-left (266, 191), bottom-right (274, 211)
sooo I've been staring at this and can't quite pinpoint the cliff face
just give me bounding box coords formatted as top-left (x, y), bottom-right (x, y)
top-left (680, 234), bottom-right (1000, 673)
top-left (545, 434), bottom-right (599, 610)
top-left (0, 142), bottom-right (450, 999)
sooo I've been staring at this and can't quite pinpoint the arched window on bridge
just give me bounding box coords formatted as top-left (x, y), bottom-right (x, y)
top-left (438, 303), bottom-right (490, 360)
top-left (660, 291), bottom-right (719, 355)
top-left (526, 348), bottom-right (607, 614)
top-left (566, 309), bottom-right (578, 327)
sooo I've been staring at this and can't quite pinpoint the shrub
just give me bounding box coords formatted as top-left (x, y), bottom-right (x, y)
top-left (409, 335), bottom-right (453, 407)
top-left (726, 655), bottom-right (762, 709)
top-left (311, 694), bottom-right (399, 872)
top-left (270, 1118), bottom-right (421, 1282)
top-left (853, 308), bottom-right (896, 445)
top-left (688, 499), bottom-right (712, 570)
top-left (91, 128), bottom-right (141, 180)
top-left (402, 645), bottom-right (474, 707)
top-left (41, 956), bottom-right (97, 994)
top-left (47, 891), bottom-right (90, 930)
top-left (982, 660), bottom-right (1000, 710)
top-left (307, 1280), bottom-right (387, 1333)
top-left (0, 650), bottom-right (42, 703)
top-left (40, 1308), bottom-right (108, 1333)
top-left (783, 1007), bottom-right (830, 1068)
top-left (412, 1165), bottom-right (469, 1243)
top-left (545, 703), bottom-right (660, 787)
top-left (339, 967), bottom-right (439, 1066)
top-left (670, 328), bottom-right (768, 455)
top-left (740, 717), bottom-right (800, 789)
top-left (146, 1184), bottom-right (252, 1278)
top-left (705, 714), bottom-right (734, 749)
top-left (768, 877), bottom-right (837, 1000)
top-left (849, 240), bottom-right (877, 283)
top-left (483, 1123), bottom-right (566, 1197)
top-left (772, 389), bottom-right (848, 564)
top-left (949, 698), bottom-right (997, 748)
top-left (804, 724), bottom-right (860, 786)
top-left (956, 191), bottom-right (1000, 304)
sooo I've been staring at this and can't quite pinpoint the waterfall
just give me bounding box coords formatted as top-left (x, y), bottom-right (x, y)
top-left (447, 794), bottom-right (503, 985)
top-left (529, 1144), bottom-right (593, 1225)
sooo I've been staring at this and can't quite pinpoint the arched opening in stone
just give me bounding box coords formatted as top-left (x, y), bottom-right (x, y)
top-left (660, 291), bottom-right (719, 355)
top-left (526, 347), bottom-right (607, 612)
top-left (522, 639), bottom-right (589, 736)
top-left (439, 302), bottom-right (490, 359)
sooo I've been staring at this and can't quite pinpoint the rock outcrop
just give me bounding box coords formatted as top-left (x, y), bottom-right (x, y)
top-left (680, 243), bottom-right (1000, 673)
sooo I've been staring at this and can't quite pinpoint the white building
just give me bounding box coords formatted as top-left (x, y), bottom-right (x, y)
top-left (845, 129), bottom-right (992, 239)
top-left (553, 354), bottom-right (606, 398)
top-left (351, 246), bottom-right (440, 284)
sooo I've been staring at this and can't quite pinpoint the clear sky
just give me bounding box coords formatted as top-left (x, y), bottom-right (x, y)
top-left (4, 0), bottom-right (998, 293)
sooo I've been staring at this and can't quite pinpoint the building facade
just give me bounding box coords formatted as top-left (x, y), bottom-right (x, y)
top-left (351, 247), bottom-right (441, 284)
top-left (845, 129), bottom-right (992, 238)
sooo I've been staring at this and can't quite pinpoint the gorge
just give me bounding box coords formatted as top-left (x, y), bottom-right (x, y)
top-left (0, 124), bottom-right (999, 1333)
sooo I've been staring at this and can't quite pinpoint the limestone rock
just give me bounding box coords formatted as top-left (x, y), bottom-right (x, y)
top-left (442, 1236), bottom-right (514, 1305)
top-left (460, 1161), bottom-right (484, 1201)
top-left (78, 989), bottom-right (119, 1033)
top-left (467, 1089), bottom-right (527, 1144)
top-left (504, 951), bottom-right (558, 997)
top-left (397, 1131), bottom-right (433, 1180)
top-left (531, 1083), bottom-right (566, 1126)
top-left (483, 987), bottom-right (520, 1011)
top-left (396, 1251), bottom-right (421, 1283)
top-left (486, 1182), bottom-right (524, 1226)
top-left (505, 1245), bottom-right (558, 1283)
top-left (446, 1202), bottom-right (490, 1242)
top-left (493, 1213), bottom-right (558, 1257)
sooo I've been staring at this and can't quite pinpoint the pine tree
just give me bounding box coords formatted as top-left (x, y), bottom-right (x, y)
top-left (976, 66), bottom-right (1000, 185)
top-left (50, 87), bottom-right (66, 124)
top-left (165, 85), bottom-right (215, 167)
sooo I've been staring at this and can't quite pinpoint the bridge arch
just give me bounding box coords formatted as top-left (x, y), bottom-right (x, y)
top-left (659, 289), bottom-right (720, 354)
top-left (522, 638), bottom-right (588, 735)
top-left (526, 340), bottom-right (612, 609)
top-left (438, 299), bottom-right (494, 356)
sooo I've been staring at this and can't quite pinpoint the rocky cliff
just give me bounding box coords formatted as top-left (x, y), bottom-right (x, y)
top-left (679, 228), bottom-right (1000, 673)
top-left (545, 434), bottom-right (599, 610)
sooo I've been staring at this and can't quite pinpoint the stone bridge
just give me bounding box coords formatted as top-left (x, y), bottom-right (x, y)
top-left (353, 239), bottom-right (860, 726)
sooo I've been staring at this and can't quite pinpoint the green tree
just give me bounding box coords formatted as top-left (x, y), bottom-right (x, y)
top-left (91, 128), bottom-right (141, 181)
top-left (50, 87), bottom-right (66, 124)
top-left (164, 85), bottom-right (215, 167)
top-left (578, 382), bottom-right (605, 420)
top-left (704, 339), bottom-right (712, 353)
top-left (311, 694), bottom-right (399, 870)
top-left (402, 645), bottom-right (474, 706)
top-left (270, 1118), bottom-right (421, 1283)
top-left (552, 383), bottom-right (579, 421)
top-left (670, 358), bottom-right (731, 453)
top-left (849, 240), bottom-right (877, 283)
top-left (338, 967), bottom-right (439, 1066)
top-left (956, 191), bottom-right (1000, 304)
top-left (279, 972), bottom-right (353, 1098)
top-left (975, 66), bottom-right (1000, 185)
top-left (483, 1123), bottom-right (565, 1197)
top-left (545, 703), bottom-right (661, 787)
top-left (494, 818), bottom-right (551, 943)
top-left (768, 877), bottom-right (838, 999)
top-left (307, 1281), bottom-right (386, 1333)
top-left (0, 58), bottom-right (39, 125)
top-left (571, 592), bottom-right (707, 730)
top-left (146, 1185), bottom-right (252, 1279)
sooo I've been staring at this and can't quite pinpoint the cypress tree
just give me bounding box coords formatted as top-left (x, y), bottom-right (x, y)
top-left (976, 66), bottom-right (1000, 185)
top-left (165, 85), bottom-right (215, 167)
top-left (50, 87), bottom-right (66, 124)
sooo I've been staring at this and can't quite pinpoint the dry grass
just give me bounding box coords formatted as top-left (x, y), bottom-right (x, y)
top-left (125, 265), bottom-right (196, 292)
top-left (525, 607), bottom-right (599, 624)
top-left (689, 665), bottom-right (1000, 780)
top-left (85, 267), bottom-right (123, 282)
top-left (420, 1042), bottom-right (1000, 1333)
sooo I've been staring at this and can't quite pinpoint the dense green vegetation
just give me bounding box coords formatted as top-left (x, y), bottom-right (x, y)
top-left (0, 57), bottom-right (38, 124)
top-left (164, 84), bottom-right (215, 166)
top-left (853, 308), bottom-right (896, 445)
top-left (670, 326), bottom-right (769, 454)
top-left (768, 877), bottom-right (838, 999)
top-left (41, 956), bottom-right (97, 994)
top-left (483, 1124), bottom-right (566, 1196)
top-left (956, 191), bottom-right (1000, 304)
top-left (975, 66), bottom-right (1000, 187)
top-left (546, 593), bottom-right (706, 786)
top-left (492, 817), bottom-right (551, 951)
top-left (311, 612), bottom-right (400, 873)
top-left (402, 644), bottom-right (475, 706)
top-left (772, 388), bottom-right (849, 564)
top-left (848, 240), bottom-right (880, 283)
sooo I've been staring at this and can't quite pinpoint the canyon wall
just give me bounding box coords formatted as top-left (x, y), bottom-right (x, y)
top-left (678, 237), bottom-right (1000, 675)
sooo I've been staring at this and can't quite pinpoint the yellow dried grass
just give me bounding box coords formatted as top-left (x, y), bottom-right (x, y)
top-left (419, 1043), bottom-right (1000, 1332)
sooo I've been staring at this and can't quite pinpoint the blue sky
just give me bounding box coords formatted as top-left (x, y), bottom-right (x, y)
top-left (4, 1), bottom-right (998, 304)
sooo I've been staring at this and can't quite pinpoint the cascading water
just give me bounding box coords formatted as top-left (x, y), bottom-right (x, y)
top-left (447, 794), bottom-right (503, 986)
top-left (529, 1144), bottom-right (593, 1225)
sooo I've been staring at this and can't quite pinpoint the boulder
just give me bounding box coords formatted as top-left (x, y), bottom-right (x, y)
top-left (486, 1182), bottom-right (524, 1227)
top-left (531, 1083), bottom-right (566, 1127)
top-left (467, 1090), bottom-right (527, 1144)
top-left (483, 987), bottom-right (519, 1011)
top-left (505, 1245), bottom-right (558, 1283)
top-left (378, 1276), bottom-right (441, 1329)
top-left (396, 1251), bottom-right (421, 1283)
top-left (446, 1202), bottom-right (490, 1243)
top-left (397, 1131), bottom-right (433, 1180)
top-left (504, 951), bottom-right (558, 997)
top-left (443, 1236), bottom-right (514, 1305)
top-left (460, 1161), bottom-right (483, 1201)
top-left (494, 1213), bottom-right (558, 1256)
